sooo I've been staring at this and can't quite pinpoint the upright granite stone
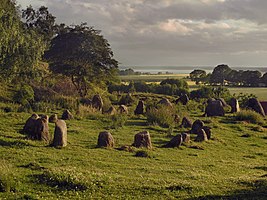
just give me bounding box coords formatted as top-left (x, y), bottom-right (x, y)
top-left (23, 113), bottom-right (39, 137)
top-left (158, 98), bottom-right (173, 107)
top-left (134, 100), bottom-right (145, 115)
top-left (92, 94), bottom-right (104, 111)
top-left (181, 133), bottom-right (190, 143)
top-left (52, 119), bottom-right (67, 147)
top-left (247, 98), bottom-right (265, 116)
top-left (195, 129), bottom-right (208, 142)
top-left (229, 98), bottom-right (240, 113)
top-left (191, 119), bottom-right (204, 134)
top-left (164, 134), bottom-right (183, 148)
top-left (34, 115), bottom-right (50, 142)
top-left (118, 105), bottom-right (128, 114)
top-left (97, 131), bottom-right (114, 148)
top-left (61, 109), bottom-right (74, 120)
top-left (132, 131), bottom-right (152, 149)
top-left (205, 99), bottom-right (225, 117)
top-left (176, 94), bottom-right (190, 105)
top-left (180, 117), bottom-right (193, 128)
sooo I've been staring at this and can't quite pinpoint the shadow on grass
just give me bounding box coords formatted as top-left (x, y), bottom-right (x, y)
top-left (125, 120), bottom-right (147, 127)
top-left (0, 138), bottom-right (32, 148)
top-left (188, 179), bottom-right (267, 200)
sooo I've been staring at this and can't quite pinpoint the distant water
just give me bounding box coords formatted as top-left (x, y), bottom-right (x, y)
top-left (119, 66), bottom-right (267, 74)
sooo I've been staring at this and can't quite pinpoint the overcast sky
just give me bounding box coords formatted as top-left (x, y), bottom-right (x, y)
top-left (16, 0), bottom-right (267, 67)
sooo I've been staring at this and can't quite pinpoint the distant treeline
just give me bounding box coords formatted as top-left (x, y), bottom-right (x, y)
top-left (119, 68), bottom-right (173, 76)
top-left (190, 64), bottom-right (267, 87)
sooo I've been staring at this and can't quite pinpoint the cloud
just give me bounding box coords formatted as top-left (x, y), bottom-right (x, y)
top-left (16, 0), bottom-right (267, 66)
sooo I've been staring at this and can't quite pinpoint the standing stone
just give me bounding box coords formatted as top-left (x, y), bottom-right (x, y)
top-left (181, 133), bottom-right (190, 143)
top-left (52, 119), bottom-right (67, 147)
top-left (191, 120), bottom-right (205, 134)
top-left (176, 94), bottom-right (189, 105)
top-left (195, 129), bottom-right (208, 142)
top-left (61, 109), bottom-right (74, 120)
top-left (180, 117), bottom-right (193, 128)
top-left (97, 131), bottom-right (114, 148)
top-left (158, 98), bottom-right (173, 107)
top-left (134, 100), bottom-right (145, 115)
top-left (104, 106), bottom-right (116, 115)
top-left (92, 94), bottom-right (104, 111)
top-left (164, 134), bottom-right (183, 148)
top-left (132, 131), bottom-right (152, 149)
top-left (34, 115), bottom-right (50, 142)
top-left (217, 98), bottom-right (228, 107)
top-left (205, 99), bottom-right (225, 117)
top-left (229, 98), bottom-right (240, 113)
top-left (247, 98), bottom-right (265, 116)
top-left (118, 105), bottom-right (128, 114)
top-left (202, 126), bottom-right (212, 140)
top-left (174, 114), bottom-right (181, 124)
top-left (49, 114), bottom-right (58, 123)
top-left (260, 101), bottom-right (267, 115)
top-left (23, 113), bottom-right (39, 137)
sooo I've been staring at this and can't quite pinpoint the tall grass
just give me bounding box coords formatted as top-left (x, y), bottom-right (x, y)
top-left (235, 110), bottom-right (265, 125)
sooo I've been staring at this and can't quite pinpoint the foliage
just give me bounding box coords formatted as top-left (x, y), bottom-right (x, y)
top-left (118, 94), bottom-right (135, 105)
top-left (146, 105), bottom-right (176, 128)
top-left (190, 86), bottom-right (231, 100)
top-left (189, 69), bottom-right (207, 84)
top-left (13, 85), bottom-right (34, 106)
top-left (108, 114), bottom-right (128, 129)
top-left (233, 93), bottom-right (257, 108)
top-left (210, 64), bottom-right (232, 85)
top-left (45, 23), bottom-right (118, 97)
top-left (235, 110), bottom-right (264, 125)
top-left (160, 78), bottom-right (189, 90)
top-left (0, 0), bottom-right (46, 83)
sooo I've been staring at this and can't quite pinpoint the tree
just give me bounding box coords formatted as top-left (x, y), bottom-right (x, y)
top-left (160, 78), bottom-right (189, 90)
top-left (209, 64), bottom-right (232, 86)
top-left (261, 72), bottom-right (267, 85)
top-left (0, 0), bottom-right (46, 82)
top-left (240, 70), bottom-right (261, 86)
top-left (44, 24), bottom-right (118, 97)
top-left (189, 69), bottom-right (207, 84)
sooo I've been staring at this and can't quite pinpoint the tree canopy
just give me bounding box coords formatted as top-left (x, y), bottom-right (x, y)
top-left (0, 0), bottom-right (46, 82)
top-left (44, 24), bottom-right (118, 97)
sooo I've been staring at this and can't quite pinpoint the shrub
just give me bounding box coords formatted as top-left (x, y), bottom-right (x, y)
top-left (54, 96), bottom-right (79, 110)
top-left (235, 110), bottom-right (264, 125)
top-left (13, 85), bottom-right (34, 105)
top-left (109, 114), bottom-right (128, 129)
top-left (0, 161), bottom-right (16, 192)
top-left (118, 94), bottom-right (135, 105)
top-left (190, 86), bottom-right (231, 100)
top-left (146, 105), bottom-right (175, 128)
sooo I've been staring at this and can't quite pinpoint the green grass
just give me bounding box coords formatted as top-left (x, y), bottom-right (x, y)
top-left (228, 87), bottom-right (267, 101)
top-left (0, 105), bottom-right (266, 199)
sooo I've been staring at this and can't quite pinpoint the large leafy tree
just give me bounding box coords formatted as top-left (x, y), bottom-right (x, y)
top-left (44, 24), bottom-right (118, 97)
top-left (189, 69), bottom-right (207, 84)
top-left (209, 64), bottom-right (232, 86)
top-left (0, 0), bottom-right (46, 82)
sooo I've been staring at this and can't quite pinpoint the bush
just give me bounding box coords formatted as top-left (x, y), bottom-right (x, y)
top-left (109, 114), bottom-right (128, 129)
top-left (118, 94), bottom-right (135, 105)
top-left (190, 86), bottom-right (231, 100)
top-left (235, 110), bottom-right (264, 125)
top-left (146, 105), bottom-right (176, 128)
top-left (13, 85), bottom-right (34, 105)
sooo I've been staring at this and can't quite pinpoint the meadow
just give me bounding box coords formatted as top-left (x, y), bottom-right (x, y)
top-left (0, 98), bottom-right (267, 199)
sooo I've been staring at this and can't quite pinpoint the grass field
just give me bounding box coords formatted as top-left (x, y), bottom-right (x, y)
top-left (0, 101), bottom-right (267, 199)
top-left (120, 74), bottom-right (189, 82)
top-left (229, 87), bottom-right (267, 101)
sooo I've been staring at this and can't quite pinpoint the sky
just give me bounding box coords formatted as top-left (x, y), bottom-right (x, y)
top-left (16, 0), bottom-right (267, 67)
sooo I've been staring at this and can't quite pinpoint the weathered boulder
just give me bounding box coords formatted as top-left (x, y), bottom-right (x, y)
top-left (205, 99), bottom-right (225, 117)
top-left (61, 109), bottom-right (74, 120)
top-left (52, 119), bottom-right (67, 147)
top-left (132, 131), bottom-right (152, 149)
top-left (174, 114), bottom-right (181, 124)
top-left (202, 126), bottom-right (212, 140)
top-left (164, 134), bottom-right (183, 148)
top-left (176, 94), bottom-right (189, 105)
top-left (181, 133), bottom-right (190, 143)
top-left (34, 115), bottom-right (50, 142)
top-left (229, 98), bottom-right (240, 113)
top-left (49, 114), bottom-right (58, 123)
top-left (247, 98), bottom-right (265, 116)
top-left (180, 117), bottom-right (192, 128)
top-left (191, 120), bottom-right (204, 134)
top-left (104, 106), bottom-right (116, 115)
top-left (158, 98), bottom-right (173, 107)
top-left (92, 94), bottom-right (104, 111)
top-left (195, 129), bottom-right (208, 142)
top-left (217, 98), bottom-right (228, 107)
top-left (97, 131), bottom-right (114, 148)
top-left (23, 113), bottom-right (39, 137)
top-left (134, 100), bottom-right (145, 115)
top-left (118, 105), bottom-right (128, 114)
top-left (260, 101), bottom-right (267, 115)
